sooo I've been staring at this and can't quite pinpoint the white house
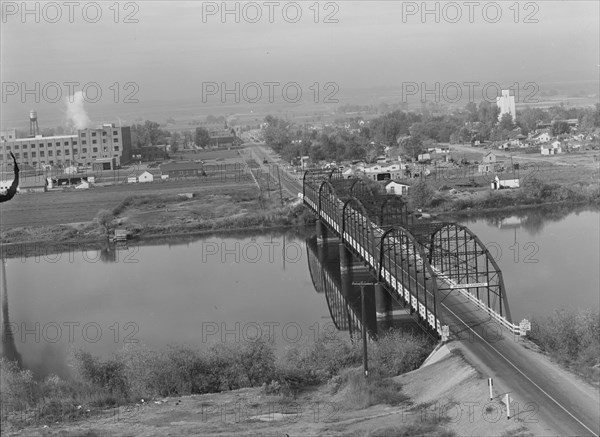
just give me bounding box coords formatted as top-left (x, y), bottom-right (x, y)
top-left (138, 171), bottom-right (154, 183)
top-left (535, 132), bottom-right (551, 143)
top-left (482, 152), bottom-right (497, 164)
top-left (478, 163), bottom-right (494, 173)
top-left (417, 153), bottom-right (431, 162)
top-left (541, 143), bottom-right (562, 155)
top-left (385, 181), bottom-right (411, 196)
top-left (128, 171), bottom-right (154, 183)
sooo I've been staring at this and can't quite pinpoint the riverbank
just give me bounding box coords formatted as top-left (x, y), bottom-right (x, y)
top-left (0, 184), bottom-right (313, 249)
top-left (1, 335), bottom-right (570, 437)
top-left (2, 186), bottom-right (599, 251)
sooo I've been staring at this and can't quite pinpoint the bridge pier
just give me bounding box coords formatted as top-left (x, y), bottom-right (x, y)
top-left (316, 219), bottom-right (329, 245)
top-left (375, 283), bottom-right (392, 317)
top-left (339, 242), bottom-right (378, 338)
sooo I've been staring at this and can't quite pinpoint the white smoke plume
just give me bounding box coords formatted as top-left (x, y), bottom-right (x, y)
top-left (65, 91), bottom-right (91, 131)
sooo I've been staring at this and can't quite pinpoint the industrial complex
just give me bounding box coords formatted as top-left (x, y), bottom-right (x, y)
top-left (0, 111), bottom-right (132, 171)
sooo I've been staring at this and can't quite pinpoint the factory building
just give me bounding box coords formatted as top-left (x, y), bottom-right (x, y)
top-left (0, 124), bottom-right (132, 170)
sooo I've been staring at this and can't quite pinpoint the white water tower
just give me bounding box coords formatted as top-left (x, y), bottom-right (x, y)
top-left (29, 110), bottom-right (39, 137)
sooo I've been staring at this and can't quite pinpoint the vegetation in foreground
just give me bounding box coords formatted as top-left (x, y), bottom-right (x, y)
top-left (1, 330), bottom-right (435, 429)
top-left (528, 308), bottom-right (600, 384)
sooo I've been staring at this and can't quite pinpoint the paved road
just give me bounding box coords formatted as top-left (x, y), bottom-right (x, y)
top-left (246, 144), bottom-right (303, 197)
top-left (439, 288), bottom-right (600, 436)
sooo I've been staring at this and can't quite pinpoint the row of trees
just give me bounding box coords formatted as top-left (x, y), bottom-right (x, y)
top-left (129, 122), bottom-right (239, 153)
top-left (263, 103), bottom-right (600, 164)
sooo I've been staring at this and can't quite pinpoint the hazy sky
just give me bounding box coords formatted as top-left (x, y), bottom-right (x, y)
top-left (1, 1), bottom-right (598, 126)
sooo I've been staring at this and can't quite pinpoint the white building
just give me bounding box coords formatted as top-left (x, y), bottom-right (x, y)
top-left (496, 90), bottom-right (516, 122)
top-left (534, 132), bottom-right (551, 143)
top-left (128, 170), bottom-right (154, 183)
top-left (138, 171), bottom-right (154, 183)
top-left (491, 176), bottom-right (520, 190)
top-left (385, 180), bottom-right (411, 196)
top-left (363, 163), bottom-right (405, 181)
top-left (541, 143), bottom-right (562, 155)
top-left (482, 152), bottom-right (497, 164)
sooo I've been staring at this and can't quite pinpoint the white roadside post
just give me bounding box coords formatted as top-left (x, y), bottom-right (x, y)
top-left (488, 378), bottom-right (493, 400)
top-left (519, 319), bottom-right (531, 337)
top-left (505, 394), bottom-right (511, 419)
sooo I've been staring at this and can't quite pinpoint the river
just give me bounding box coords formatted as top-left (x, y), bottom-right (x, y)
top-left (1, 208), bottom-right (598, 378)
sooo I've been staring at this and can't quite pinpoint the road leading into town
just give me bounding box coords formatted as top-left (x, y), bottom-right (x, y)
top-left (246, 144), bottom-right (303, 198)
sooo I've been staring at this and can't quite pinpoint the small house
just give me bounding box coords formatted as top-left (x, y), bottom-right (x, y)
top-left (491, 176), bottom-right (519, 190)
top-left (385, 180), bottom-right (411, 196)
top-left (534, 132), bottom-right (551, 143)
top-left (482, 152), bottom-right (497, 164)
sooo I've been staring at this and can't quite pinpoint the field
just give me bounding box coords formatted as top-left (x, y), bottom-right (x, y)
top-left (0, 148), bottom-right (264, 232)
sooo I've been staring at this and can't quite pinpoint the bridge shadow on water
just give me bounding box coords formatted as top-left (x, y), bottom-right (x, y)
top-left (306, 235), bottom-right (427, 341)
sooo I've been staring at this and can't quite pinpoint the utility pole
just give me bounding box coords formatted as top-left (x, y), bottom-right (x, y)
top-left (353, 281), bottom-right (376, 377)
top-left (277, 165), bottom-right (284, 206)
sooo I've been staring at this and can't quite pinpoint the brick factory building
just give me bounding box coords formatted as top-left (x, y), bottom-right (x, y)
top-left (0, 124), bottom-right (132, 170)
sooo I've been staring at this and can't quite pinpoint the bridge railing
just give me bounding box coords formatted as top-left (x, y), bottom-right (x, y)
top-left (304, 173), bottom-right (442, 336)
top-left (303, 170), bottom-right (522, 337)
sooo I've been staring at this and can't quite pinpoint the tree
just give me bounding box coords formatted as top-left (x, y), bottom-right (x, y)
top-left (408, 180), bottom-right (436, 209)
top-left (170, 132), bottom-right (181, 153)
top-left (498, 113), bottom-right (515, 131)
top-left (183, 131), bottom-right (193, 148)
top-left (398, 136), bottom-right (423, 159)
top-left (465, 102), bottom-right (478, 122)
top-left (95, 210), bottom-right (115, 236)
top-left (194, 127), bottom-right (211, 148)
top-left (131, 120), bottom-right (169, 149)
top-left (551, 121), bottom-right (570, 136)
top-left (262, 116), bottom-right (291, 153)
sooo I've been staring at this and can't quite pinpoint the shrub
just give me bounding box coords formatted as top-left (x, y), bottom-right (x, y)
top-left (529, 309), bottom-right (600, 370)
top-left (281, 335), bottom-right (362, 384)
top-left (369, 329), bottom-right (433, 377)
top-left (0, 359), bottom-right (38, 411)
top-left (408, 181), bottom-right (436, 209)
top-left (343, 370), bottom-right (408, 409)
top-left (72, 351), bottom-right (128, 398)
top-left (95, 210), bottom-right (115, 235)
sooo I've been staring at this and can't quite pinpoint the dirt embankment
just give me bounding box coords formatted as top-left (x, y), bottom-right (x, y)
top-left (2, 344), bottom-right (554, 437)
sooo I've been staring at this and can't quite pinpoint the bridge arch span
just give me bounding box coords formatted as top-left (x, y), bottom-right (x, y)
top-left (377, 227), bottom-right (441, 334)
top-left (342, 197), bottom-right (377, 266)
top-left (427, 222), bottom-right (512, 322)
top-left (318, 180), bottom-right (342, 233)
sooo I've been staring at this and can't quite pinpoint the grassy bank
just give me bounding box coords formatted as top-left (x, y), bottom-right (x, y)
top-left (528, 309), bottom-right (600, 384)
top-left (408, 177), bottom-right (600, 214)
top-left (1, 331), bottom-right (435, 430)
top-left (0, 188), bottom-right (314, 246)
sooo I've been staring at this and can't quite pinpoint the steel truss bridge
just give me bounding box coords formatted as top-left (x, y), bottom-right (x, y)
top-left (303, 169), bottom-right (518, 338)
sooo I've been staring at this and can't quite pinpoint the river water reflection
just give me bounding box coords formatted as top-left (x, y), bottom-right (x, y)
top-left (1, 207), bottom-right (598, 378)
